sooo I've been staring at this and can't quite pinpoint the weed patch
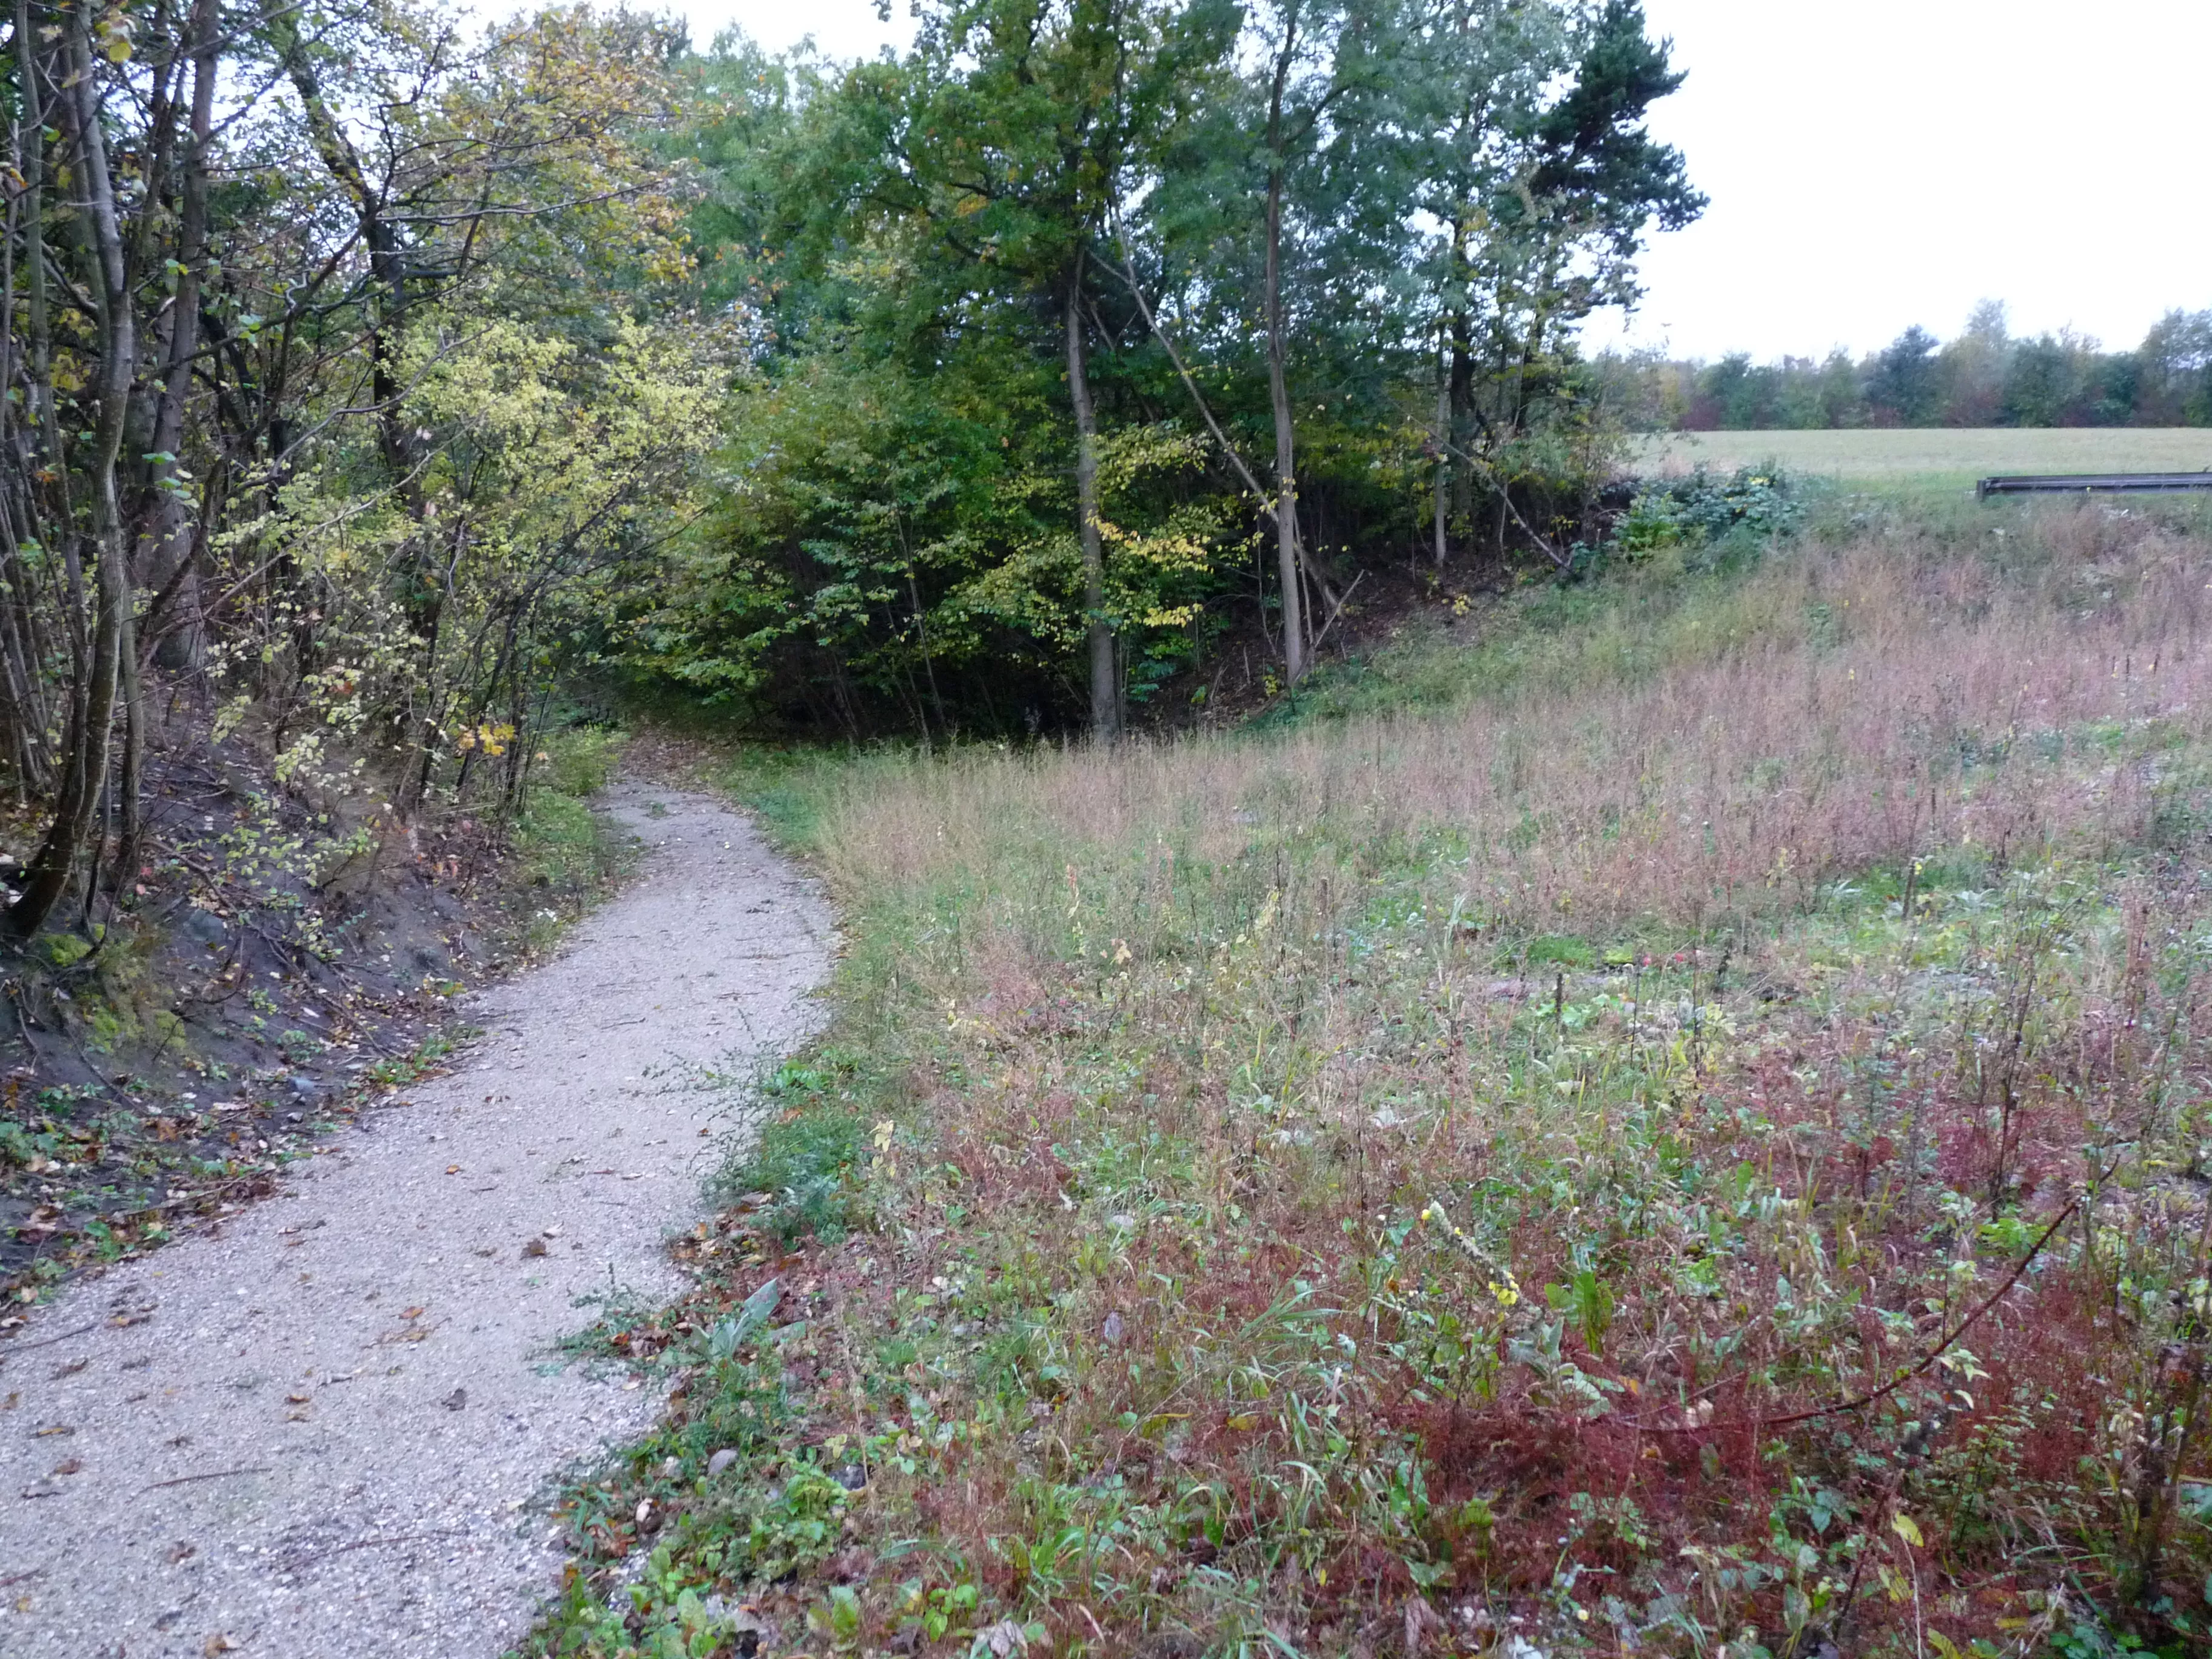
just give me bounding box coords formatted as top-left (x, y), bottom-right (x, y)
top-left (537, 505), bottom-right (2212, 1658)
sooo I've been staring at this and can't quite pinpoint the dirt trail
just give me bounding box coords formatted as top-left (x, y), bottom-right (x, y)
top-left (0, 782), bottom-right (831, 1658)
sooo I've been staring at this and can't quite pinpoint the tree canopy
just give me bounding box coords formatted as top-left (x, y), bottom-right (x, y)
top-left (0, 0), bottom-right (1696, 935)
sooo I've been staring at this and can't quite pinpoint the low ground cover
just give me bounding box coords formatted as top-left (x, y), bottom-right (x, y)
top-left (537, 503), bottom-right (2212, 1659)
top-left (1629, 429), bottom-right (2212, 494)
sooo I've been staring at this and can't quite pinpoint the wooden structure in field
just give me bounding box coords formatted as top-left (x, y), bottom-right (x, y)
top-left (1977, 471), bottom-right (2212, 500)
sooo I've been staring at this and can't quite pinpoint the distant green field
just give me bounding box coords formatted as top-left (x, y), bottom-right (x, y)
top-left (1631, 427), bottom-right (2212, 489)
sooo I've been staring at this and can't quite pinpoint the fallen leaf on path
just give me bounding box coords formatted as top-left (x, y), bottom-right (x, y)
top-left (285, 1393), bottom-right (310, 1404)
top-left (31, 1424), bottom-right (73, 1436)
top-left (401, 1307), bottom-right (424, 1319)
top-left (205, 1635), bottom-right (238, 1656)
top-left (50, 1458), bottom-right (80, 1475)
top-left (445, 1164), bottom-right (461, 1175)
top-left (521, 1239), bottom-right (548, 1258)
top-left (1404, 1595), bottom-right (1449, 1654)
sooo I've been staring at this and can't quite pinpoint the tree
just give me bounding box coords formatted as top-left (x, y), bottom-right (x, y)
top-left (1936, 299), bottom-right (2011, 427)
top-left (1416, 0), bottom-right (1700, 563)
top-left (801, 0), bottom-right (1223, 740)
top-left (0, 0), bottom-right (712, 942)
top-left (647, 0), bottom-right (1700, 737)
top-left (1238, 0), bottom-right (1376, 680)
top-left (2000, 330), bottom-right (2110, 428)
top-left (1865, 324), bottom-right (1942, 426)
top-left (2137, 309), bottom-right (2212, 426)
top-left (3, 0), bottom-right (146, 935)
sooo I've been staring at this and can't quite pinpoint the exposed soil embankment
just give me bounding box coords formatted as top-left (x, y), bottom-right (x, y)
top-left (0, 734), bottom-right (622, 1298)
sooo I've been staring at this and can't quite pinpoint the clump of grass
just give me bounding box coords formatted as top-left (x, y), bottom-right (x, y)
top-left (712, 1056), bottom-right (873, 1244)
top-left (508, 726), bottom-right (635, 952)
top-left (538, 503), bottom-right (2212, 1659)
top-left (541, 724), bottom-right (628, 797)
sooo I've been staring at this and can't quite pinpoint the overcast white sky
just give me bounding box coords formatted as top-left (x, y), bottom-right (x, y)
top-left (675, 0), bottom-right (2212, 363)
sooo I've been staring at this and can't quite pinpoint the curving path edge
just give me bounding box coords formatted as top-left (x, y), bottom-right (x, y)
top-left (0, 782), bottom-right (831, 1657)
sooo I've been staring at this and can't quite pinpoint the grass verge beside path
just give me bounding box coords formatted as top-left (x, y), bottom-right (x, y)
top-left (531, 505), bottom-right (2212, 1659)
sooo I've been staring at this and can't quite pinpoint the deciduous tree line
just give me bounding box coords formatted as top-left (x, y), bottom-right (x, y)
top-left (0, 0), bottom-right (1697, 939)
top-left (1, 0), bottom-right (719, 937)
top-left (1608, 300), bottom-right (2212, 432)
top-left (653, 0), bottom-right (1697, 740)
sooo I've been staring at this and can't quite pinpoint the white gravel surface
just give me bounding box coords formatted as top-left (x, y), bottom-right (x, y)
top-left (0, 782), bottom-right (830, 1658)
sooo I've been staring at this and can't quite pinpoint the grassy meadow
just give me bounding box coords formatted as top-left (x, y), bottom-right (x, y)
top-left (1631, 429), bottom-right (2212, 495)
top-left (535, 501), bottom-right (2212, 1659)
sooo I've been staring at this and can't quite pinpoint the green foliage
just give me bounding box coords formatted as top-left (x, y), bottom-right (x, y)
top-left (636, 346), bottom-right (1236, 731)
top-left (711, 1059), bottom-right (871, 1242)
top-left (509, 727), bottom-right (631, 953)
top-left (1614, 463), bottom-right (1801, 557)
top-left (538, 727), bottom-right (627, 799)
top-left (623, 0), bottom-right (1701, 738)
top-left (0, 0), bottom-right (719, 953)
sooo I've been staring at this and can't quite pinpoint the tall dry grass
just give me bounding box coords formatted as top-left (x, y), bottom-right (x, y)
top-left (617, 505), bottom-right (2212, 1658)
top-left (822, 508), bottom-right (2210, 944)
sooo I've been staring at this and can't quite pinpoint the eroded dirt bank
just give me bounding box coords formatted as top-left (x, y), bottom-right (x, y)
top-left (0, 782), bottom-right (830, 1657)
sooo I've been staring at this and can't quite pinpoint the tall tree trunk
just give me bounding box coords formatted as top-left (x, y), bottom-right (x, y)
top-left (139, 0), bottom-right (219, 669)
top-left (112, 614), bottom-right (144, 903)
top-left (0, 7), bottom-right (53, 792)
top-left (1262, 22), bottom-right (1306, 682)
top-left (1433, 340), bottom-right (1450, 565)
top-left (275, 11), bottom-right (441, 806)
top-left (1264, 166), bottom-right (1305, 681)
top-left (1446, 212), bottom-right (1476, 532)
top-left (907, 566), bottom-right (948, 742)
top-left (11, 17), bottom-right (135, 938)
top-left (1064, 264), bottom-right (1119, 742)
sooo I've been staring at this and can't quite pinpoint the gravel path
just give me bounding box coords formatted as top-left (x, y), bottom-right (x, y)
top-left (0, 782), bottom-right (831, 1658)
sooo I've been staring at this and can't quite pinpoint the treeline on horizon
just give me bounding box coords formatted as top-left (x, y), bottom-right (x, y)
top-left (1600, 300), bottom-right (2212, 431)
